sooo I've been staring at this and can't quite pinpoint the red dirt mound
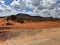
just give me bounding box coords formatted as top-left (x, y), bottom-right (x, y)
top-left (0, 18), bottom-right (60, 29)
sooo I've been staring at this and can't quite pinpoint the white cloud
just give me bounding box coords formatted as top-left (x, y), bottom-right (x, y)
top-left (0, 5), bottom-right (5, 13)
top-left (10, 0), bottom-right (26, 10)
top-left (25, 0), bottom-right (34, 9)
top-left (0, 0), bottom-right (17, 16)
top-left (0, 0), bottom-right (60, 18)
top-left (10, 0), bottom-right (20, 9)
top-left (30, 0), bottom-right (60, 18)
top-left (32, 0), bottom-right (41, 6)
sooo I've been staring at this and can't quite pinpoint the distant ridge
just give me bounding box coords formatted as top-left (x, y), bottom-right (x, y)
top-left (0, 13), bottom-right (60, 29)
top-left (0, 13), bottom-right (60, 23)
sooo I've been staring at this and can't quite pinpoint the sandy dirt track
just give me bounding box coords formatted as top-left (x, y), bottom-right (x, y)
top-left (0, 27), bottom-right (60, 45)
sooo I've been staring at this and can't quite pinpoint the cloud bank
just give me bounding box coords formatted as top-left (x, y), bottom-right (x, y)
top-left (0, 0), bottom-right (60, 18)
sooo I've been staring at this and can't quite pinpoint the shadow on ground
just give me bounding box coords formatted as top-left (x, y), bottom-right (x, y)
top-left (0, 29), bottom-right (43, 41)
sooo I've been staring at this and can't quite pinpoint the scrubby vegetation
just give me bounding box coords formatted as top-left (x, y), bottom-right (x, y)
top-left (6, 22), bottom-right (13, 25)
top-left (6, 13), bottom-right (60, 23)
top-left (17, 18), bottom-right (24, 23)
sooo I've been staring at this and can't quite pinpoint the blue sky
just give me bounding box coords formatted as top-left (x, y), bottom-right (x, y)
top-left (5, 0), bottom-right (13, 5)
top-left (5, 0), bottom-right (60, 6)
top-left (0, 0), bottom-right (60, 18)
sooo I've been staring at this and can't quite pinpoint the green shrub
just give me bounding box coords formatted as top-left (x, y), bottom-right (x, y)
top-left (7, 15), bottom-right (16, 21)
top-left (18, 18), bottom-right (24, 24)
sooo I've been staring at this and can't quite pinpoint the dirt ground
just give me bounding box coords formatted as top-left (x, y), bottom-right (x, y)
top-left (0, 18), bottom-right (60, 29)
top-left (0, 27), bottom-right (60, 45)
top-left (0, 18), bottom-right (60, 45)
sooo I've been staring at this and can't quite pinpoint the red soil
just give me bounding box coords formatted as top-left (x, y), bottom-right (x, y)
top-left (0, 18), bottom-right (60, 29)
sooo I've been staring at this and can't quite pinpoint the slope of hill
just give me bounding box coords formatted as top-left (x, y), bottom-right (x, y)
top-left (7, 13), bottom-right (60, 23)
top-left (0, 13), bottom-right (60, 29)
top-left (0, 13), bottom-right (60, 45)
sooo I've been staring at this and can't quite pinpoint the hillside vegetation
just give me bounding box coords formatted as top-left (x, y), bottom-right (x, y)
top-left (6, 13), bottom-right (60, 23)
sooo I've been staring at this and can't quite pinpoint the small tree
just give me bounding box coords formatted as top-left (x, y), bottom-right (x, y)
top-left (50, 16), bottom-right (53, 20)
top-left (18, 18), bottom-right (24, 24)
top-left (8, 15), bottom-right (16, 21)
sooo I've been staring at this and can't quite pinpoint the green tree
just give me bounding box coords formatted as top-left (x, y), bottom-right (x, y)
top-left (18, 18), bottom-right (24, 24)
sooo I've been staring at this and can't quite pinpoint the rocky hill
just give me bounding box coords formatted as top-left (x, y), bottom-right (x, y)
top-left (6, 13), bottom-right (60, 23)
